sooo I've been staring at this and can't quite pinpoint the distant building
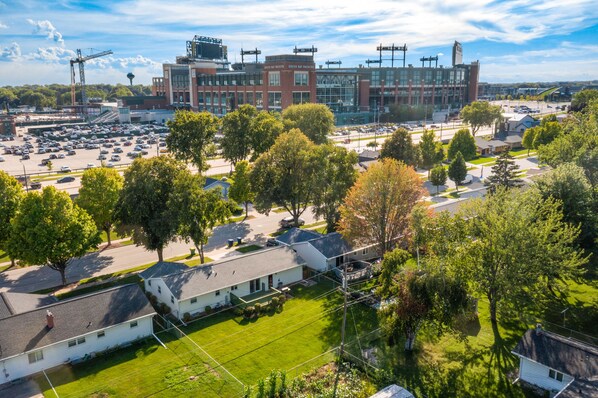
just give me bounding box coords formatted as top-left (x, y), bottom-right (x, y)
top-left (0, 115), bottom-right (16, 136)
top-left (151, 36), bottom-right (480, 124)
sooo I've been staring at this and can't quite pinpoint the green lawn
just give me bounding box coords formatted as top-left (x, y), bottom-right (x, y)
top-left (37, 279), bottom-right (376, 397)
top-left (509, 149), bottom-right (535, 157)
top-left (235, 244), bottom-right (263, 254)
top-left (0, 250), bottom-right (9, 263)
top-left (469, 156), bottom-right (497, 165)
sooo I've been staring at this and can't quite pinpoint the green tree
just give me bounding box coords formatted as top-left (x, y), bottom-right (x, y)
top-left (448, 152), bottom-right (467, 192)
top-left (533, 121), bottom-right (561, 148)
top-left (108, 85), bottom-right (133, 100)
top-left (429, 165), bottom-right (447, 194)
top-left (7, 187), bottom-right (100, 285)
top-left (77, 167), bottom-right (124, 245)
top-left (377, 248), bottom-right (411, 298)
top-left (168, 173), bottom-right (231, 264)
top-left (418, 129), bottom-right (445, 175)
top-left (339, 158), bottom-right (425, 254)
top-left (450, 189), bottom-right (586, 327)
top-left (220, 104), bottom-right (259, 166)
top-left (311, 144), bottom-right (358, 232)
top-left (282, 103), bottom-right (334, 144)
top-left (447, 128), bottom-right (476, 160)
top-left (250, 111), bottom-right (284, 161)
top-left (571, 89), bottom-right (598, 112)
top-left (531, 163), bottom-right (597, 257)
top-left (380, 128), bottom-right (419, 166)
top-left (0, 171), bottom-right (23, 266)
top-left (522, 126), bottom-right (538, 155)
top-left (229, 160), bottom-right (254, 218)
top-left (484, 151), bottom-right (523, 194)
top-left (380, 269), bottom-right (468, 351)
top-left (251, 129), bottom-right (317, 225)
top-left (459, 101), bottom-right (502, 136)
top-left (166, 110), bottom-right (219, 171)
top-left (116, 156), bottom-right (186, 261)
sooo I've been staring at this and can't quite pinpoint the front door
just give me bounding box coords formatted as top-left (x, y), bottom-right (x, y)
top-left (268, 274), bottom-right (273, 289)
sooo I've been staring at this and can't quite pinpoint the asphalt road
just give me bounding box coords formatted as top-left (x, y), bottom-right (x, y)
top-left (0, 206), bottom-right (319, 293)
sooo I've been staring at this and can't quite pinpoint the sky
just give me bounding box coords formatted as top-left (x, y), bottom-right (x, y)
top-left (0, 0), bottom-right (597, 86)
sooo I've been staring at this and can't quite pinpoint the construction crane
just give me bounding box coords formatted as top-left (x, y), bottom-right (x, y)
top-left (70, 49), bottom-right (113, 107)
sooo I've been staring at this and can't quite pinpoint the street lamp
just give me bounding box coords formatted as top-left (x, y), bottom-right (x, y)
top-left (20, 160), bottom-right (28, 192)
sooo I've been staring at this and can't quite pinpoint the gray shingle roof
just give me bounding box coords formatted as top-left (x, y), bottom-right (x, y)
top-left (512, 329), bottom-right (598, 395)
top-left (139, 261), bottom-right (189, 280)
top-left (161, 246), bottom-right (305, 300)
top-left (0, 292), bottom-right (57, 318)
top-left (0, 284), bottom-right (155, 360)
top-left (307, 233), bottom-right (353, 259)
top-left (275, 228), bottom-right (322, 246)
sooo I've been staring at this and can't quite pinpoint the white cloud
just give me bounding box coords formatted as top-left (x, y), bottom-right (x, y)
top-left (28, 46), bottom-right (75, 62)
top-left (27, 19), bottom-right (64, 45)
top-left (0, 42), bottom-right (21, 61)
top-left (0, 21), bottom-right (7, 29)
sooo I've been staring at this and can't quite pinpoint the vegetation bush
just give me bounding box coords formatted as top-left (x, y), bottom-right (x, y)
top-left (244, 306), bottom-right (255, 319)
top-left (270, 296), bottom-right (279, 310)
top-left (182, 312), bottom-right (191, 323)
top-left (254, 303), bottom-right (263, 315)
top-left (159, 303), bottom-right (171, 315)
top-left (204, 305), bottom-right (212, 315)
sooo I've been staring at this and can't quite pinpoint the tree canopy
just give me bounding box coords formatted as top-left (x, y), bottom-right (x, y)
top-left (166, 110), bottom-right (219, 171)
top-left (250, 129), bottom-right (318, 224)
top-left (339, 158), bottom-right (425, 254)
top-left (250, 111), bottom-right (284, 161)
top-left (168, 173), bottom-right (231, 264)
top-left (571, 89), bottom-right (598, 112)
top-left (77, 167), bottom-right (124, 245)
top-left (380, 128), bottom-right (419, 167)
top-left (310, 144), bottom-right (358, 232)
top-left (430, 165), bottom-right (447, 194)
top-left (229, 160), bottom-right (254, 218)
top-left (459, 101), bottom-right (502, 136)
top-left (448, 152), bottom-right (467, 191)
top-left (7, 187), bottom-right (100, 285)
top-left (116, 156), bottom-right (186, 261)
top-left (447, 129), bottom-right (476, 160)
top-left (282, 103), bottom-right (334, 144)
top-left (220, 104), bottom-right (259, 166)
top-left (418, 129), bottom-right (445, 173)
top-left (484, 151), bottom-right (523, 194)
top-left (0, 171), bottom-right (24, 265)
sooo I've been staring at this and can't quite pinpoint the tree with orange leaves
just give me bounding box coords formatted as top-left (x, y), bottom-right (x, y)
top-left (338, 158), bottom-right (425, 255)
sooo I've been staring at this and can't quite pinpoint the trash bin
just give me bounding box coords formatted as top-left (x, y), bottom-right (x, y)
top-left (227, 239), bottom-right (234, 248)
top-left (237, 237), bottom-right (242, 245)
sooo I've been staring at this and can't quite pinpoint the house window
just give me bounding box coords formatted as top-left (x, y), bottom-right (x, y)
top-left (294, 72), bottom-right (308, 86)
top-left (231, 285), bottom-right (238, 291)
top-left (97, 331), bottom-right (105, 338)
top-left (28, 350), bottom-right (43, 364)
top-left (148, 280), bottom-right (152, 286)
top-left (77, 337), bottom-right (86, 345)
top-left (269, 71), bottom-right (280, 86)
top-left (190, 297), bottom-right (197, 304)
top-left (268, 92), bottom-right (281, 107)
top-left (292, 92), bottom-right (310, 104)
top-left (130, 321), bottom-right (138, 328)
top-left (362, 248), bottom-right (367, 255)
top-left (68, 340), bottom-right (77, 348)
top-left (549, 369), bottom-right (564, 382)
top-left (158, 286), bottom-right (161, 294)
top-left (215, 290), bottom-right (220, 296)
top-left (171, 296), bottom-right (175, 304)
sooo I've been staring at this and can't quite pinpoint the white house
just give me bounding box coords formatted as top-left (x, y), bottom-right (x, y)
top-left (290, 232), bottom-right (377, 272)
top-left (144, 246), bottom-right (305, 320)
top-left (503, 113), bottom-right (537, 133)
top-left (0, 284), bottom-right (155, 384)
top-left (511, 326), bottom-right (598, 397)
top-left (274, 227), bottom-right (322, 247)
top-left (369, 384), bottom-right (415, 398)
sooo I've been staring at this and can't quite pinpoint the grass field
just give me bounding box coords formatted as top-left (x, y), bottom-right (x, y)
top-left (469, 156), bottom-right (497, 165)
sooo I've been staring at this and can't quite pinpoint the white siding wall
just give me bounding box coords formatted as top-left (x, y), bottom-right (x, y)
top-left (176, 265), bottom-right (304, 320)
top-left (1, 315), bottom-right (154, 383)
top-left (292, 243), bottom-right (327, 271)
top-left (519, 357), bottom-right (573, 393)
top-left (146, 278), bottom-right (180, 318)
top-left (326, 247), bottom-right (376, 269)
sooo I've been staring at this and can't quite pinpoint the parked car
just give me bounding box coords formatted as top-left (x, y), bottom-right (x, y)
top-left (111, 155), bottom-right (121, 161)
top-left (98, 154), bottom-right (107, 160)
top-left (57, 176), bottom-right (75, 183)
top-left (60, 166), bottom-right (71, 173)
top-left (86, 163), bottom-right (96, 169)
top-left (266, 238), bottom-right (279, 247)
top-left (29, 181), bottom-right (42, 189)
top-left (462, 174), bottom-right (474, 185)
top-left (21, 154), bottom-right (30, 160)
top-left (279, 216), bottom-right (305, 228)
top-left (0, 156), bottom-right (4, 162)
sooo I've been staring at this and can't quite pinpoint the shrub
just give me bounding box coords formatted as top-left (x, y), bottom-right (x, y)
top-left (233, 307), bottom-right (243, 317)
top-left (244, 306), bottom-right (255, 319)
top-left (254, 303), bottom-right (262, 315)
top-left (182, 312), bottom-right (191, 322)
top-left (278, 294), bottom-right (286, 305)
top-left (159, 303), bottom-right (171, 315)
top-left (270, 296), bottom-right (279, 309)
top-left (204, 305), bottom-right (212, 314)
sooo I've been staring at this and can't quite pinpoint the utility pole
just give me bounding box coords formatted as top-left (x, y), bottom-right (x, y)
top-left (21, 161), bottom-right (28, 193)
top-left (333, 266), bottom-right (348, 398)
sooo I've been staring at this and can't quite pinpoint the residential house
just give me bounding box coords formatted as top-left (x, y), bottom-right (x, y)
top-left (503, 113), bottom-right (537, 133)
top-left (274, 227), bottom-right (322, 246)
top-left (290, 232), bottom-right (377, 273)
top-left (475, 136), bottom-right (510, 156)
top-left (511, 325), bottom-right (598, 397)
top-left (204, 177), bottom-right (231, 199)
top-left (503, 134), bottom-right (523, 149)
top-left (144, 246), bottom-right (305, 320)
top-left (357, 149), bottom-right (380, 171)
top-left (0, 284), bottom-right (155, 383)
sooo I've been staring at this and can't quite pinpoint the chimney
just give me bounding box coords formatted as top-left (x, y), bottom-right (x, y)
top-left (46, 310), bottom-right (54, 329)
top-left (535, 323), bottom-right (542, 335)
